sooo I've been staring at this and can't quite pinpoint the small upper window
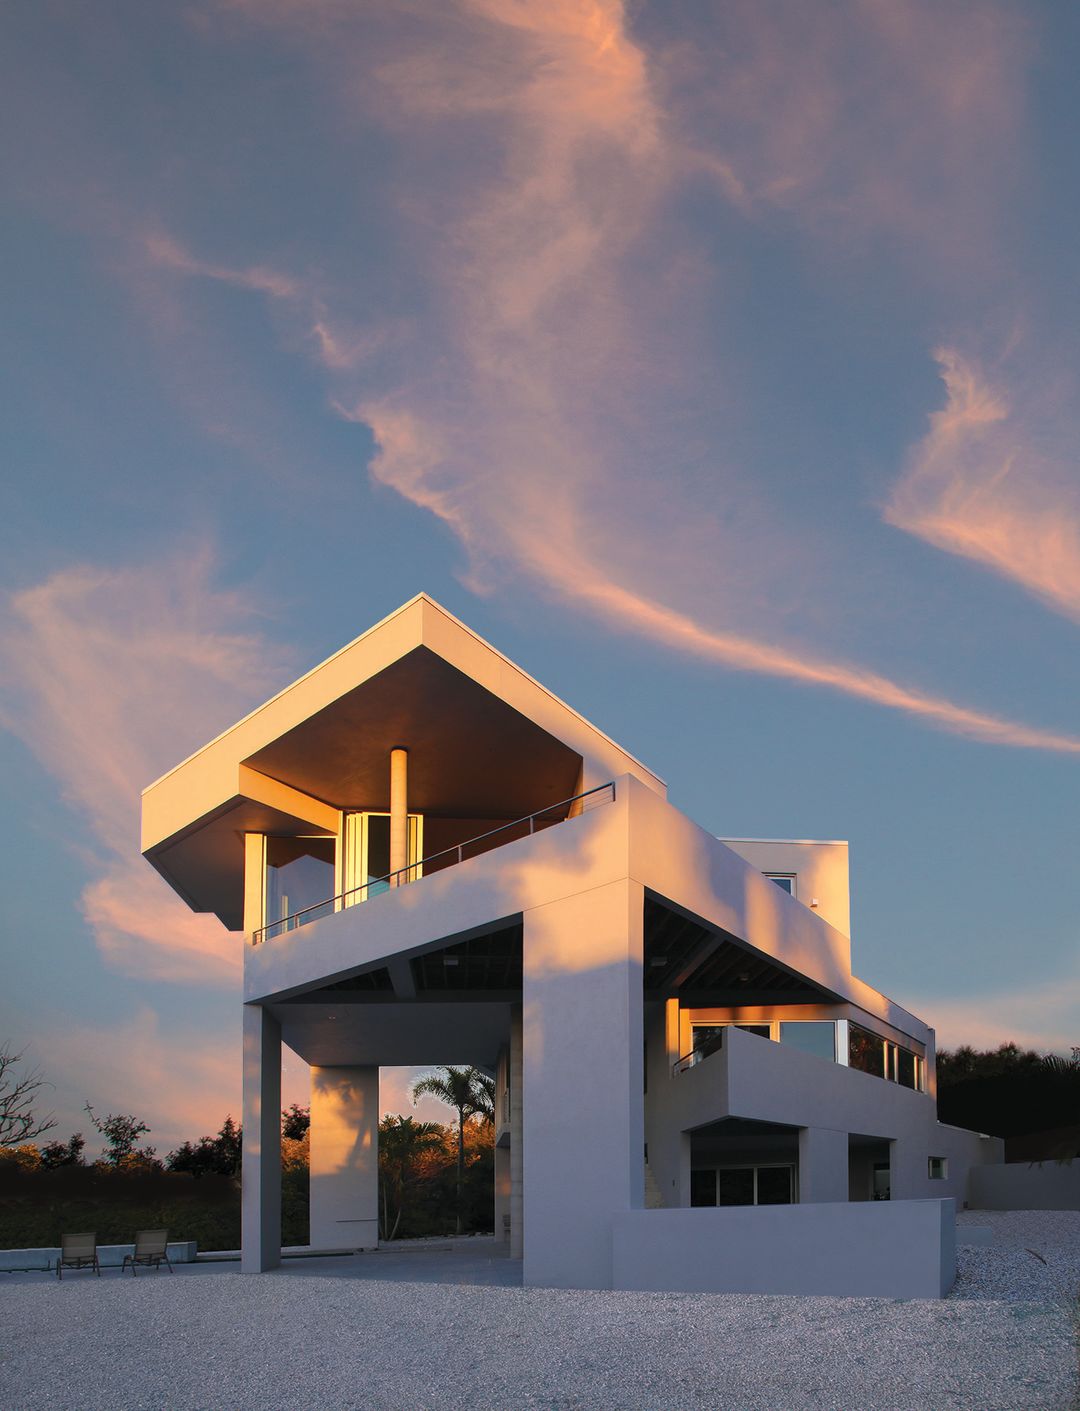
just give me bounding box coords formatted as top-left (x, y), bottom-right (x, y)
top-left (765, 873), bottom-right (796, 897)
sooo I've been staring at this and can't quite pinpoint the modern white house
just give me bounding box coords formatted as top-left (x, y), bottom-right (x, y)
top-left (141, 594), bottom-right (1003, 1297)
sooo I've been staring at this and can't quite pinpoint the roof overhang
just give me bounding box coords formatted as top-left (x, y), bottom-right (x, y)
top-left (142, 595), bottom-right (664, 928)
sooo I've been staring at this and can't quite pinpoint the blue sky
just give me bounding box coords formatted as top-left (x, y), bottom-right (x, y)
top-left (1, 0), bottom-right (1077, 1153)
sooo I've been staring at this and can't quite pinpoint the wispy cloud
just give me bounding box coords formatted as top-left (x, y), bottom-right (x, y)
top-left (123, 3), bottom-right (1073, 753)
top-left (42, 1007), bottom-right (239, 1155)
top-left (886, 348), bottom-right (1080, 625)
top-left (663, 0), bottom-right (1026, 271)
top-left (145, 230), bottom-right (300, 301)
top-left (913, 959), bottom-right (1080, 1056)
top-left (324, 2), bottom-right (1076, 753)
top-left (0, 549), bottom-right (291, 981)
top-left (356, 406), bottom-right (1079, 753)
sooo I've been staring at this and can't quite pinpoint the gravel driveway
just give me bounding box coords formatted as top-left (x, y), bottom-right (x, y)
top-left (0, 1213), bottom-right (1076, 1411)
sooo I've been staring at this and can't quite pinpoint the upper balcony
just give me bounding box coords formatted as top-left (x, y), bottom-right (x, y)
top-left (140, 594), bottom-right (664, 933)
top-left (250, 780), bottom-right (617, 945)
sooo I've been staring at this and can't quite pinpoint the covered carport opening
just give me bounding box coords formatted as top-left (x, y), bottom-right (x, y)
top-left (266, 918), bottom-right (524, 1250)
top-left (689, 1117), bottom-right (800, 1206)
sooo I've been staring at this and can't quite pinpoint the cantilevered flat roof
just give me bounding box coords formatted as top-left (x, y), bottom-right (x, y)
top-left (141, 594), bottom-right (665, 927)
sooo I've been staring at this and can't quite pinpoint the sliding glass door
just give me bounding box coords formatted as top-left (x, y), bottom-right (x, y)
top-left (341, 812), bottom-right (423, 904)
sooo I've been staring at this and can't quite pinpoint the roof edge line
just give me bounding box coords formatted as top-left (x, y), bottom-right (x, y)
top-left (143, 593), bottom-right (665, 796)
top-left (420, 598), bottom-right (665, 789)
top-left (141, 594), bottom-right (431, 795)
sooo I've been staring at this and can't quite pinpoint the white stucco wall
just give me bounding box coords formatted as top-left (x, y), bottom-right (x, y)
top-left (968, 1162), bottom-right (1080, 1210)
top-left (719, 838), bottom-right (851, 939)
top-left (612, 1199), bottom-right (957, 1298)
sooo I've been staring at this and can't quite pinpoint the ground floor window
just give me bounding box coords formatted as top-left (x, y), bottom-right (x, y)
top-left (691, 1164), bottom-right (795, 1206)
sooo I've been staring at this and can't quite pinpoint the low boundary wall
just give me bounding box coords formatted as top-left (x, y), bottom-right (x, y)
top-left (0, 1241), bottom-right (197, 1272)
top-left (611, 1199), bottom-right (955, 1299)
top-left (968, 1163), bottom-right (1080, 1211)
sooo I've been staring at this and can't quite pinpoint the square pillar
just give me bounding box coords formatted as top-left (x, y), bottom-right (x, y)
top-left (310, 1065), bottom-right (379, 1250)
top-left (522, 877), bottom-right (644, 1289)
top-left (798, 1126), bottom-right (848, 1203)
top-left (509, 1005), bottom-right (524, 1259)
top-left (241, 1004), bottom-right (281, 1273)
top-left (889, 1137), bottom-right (926, 1201)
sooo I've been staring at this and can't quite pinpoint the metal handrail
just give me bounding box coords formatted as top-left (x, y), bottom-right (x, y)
top-left (251, 780), bottom-right (616, 944)
top-left (672, 1029), bottom-right (724, 1076)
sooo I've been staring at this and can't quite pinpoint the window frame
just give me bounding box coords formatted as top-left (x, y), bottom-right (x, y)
top-left (764, 872), bottom-right (797, 898)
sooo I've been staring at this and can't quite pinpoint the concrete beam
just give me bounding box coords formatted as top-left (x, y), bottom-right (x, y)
top-left (238, 765), bottom-right (340, 834)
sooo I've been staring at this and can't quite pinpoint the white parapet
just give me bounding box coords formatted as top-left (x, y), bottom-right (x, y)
top-left (612, 1199), bottom-right (957, 1300)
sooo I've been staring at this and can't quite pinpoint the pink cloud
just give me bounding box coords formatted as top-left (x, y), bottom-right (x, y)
top-left (911, 960), bottom-right (1080, 1056)
top-left (886, 348), bottom-right (1080, 625)
top-left (41, 1007), bottom-right (240, 1156)
top-left (362, 404), bottom-right (1080, 754)
top-left (144, 231), bottom-right (299, 301)
top-left (338, 2), bottom-right (1079, 755)
top-left (170, 2), bottom-right (1074, 753)
top-left (0, 549), bottom-right (292, 982)
top-left (661, 0), bottom-right (1026, 266)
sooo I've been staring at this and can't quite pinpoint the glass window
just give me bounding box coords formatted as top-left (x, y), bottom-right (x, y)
top-left (690, 1025), bottom-right (725, 1061)
top-left (365, 814), bottom-right (391, 895)
top-left (716, 1169), bottom-right (756, 1206)
top-left (264, 837), bottom-right (335, 936)
top-left (691, 1024), bottom-right (769, 1063)
top-left (928, 1156), bottom-right (947, 1180)
top-left (690, 1169), bottom-right (717, 1206)
top-left (849, 1024), bottom-right (886, 1076)
top-left (896, 1047), bottom-right (918, 1089)
top-left (765, 874), bottom-right (795, 895)
top-left (779, 1021), bottom-right (836, 1062)
top-left (756, 1166), bottom-right (794, 1204)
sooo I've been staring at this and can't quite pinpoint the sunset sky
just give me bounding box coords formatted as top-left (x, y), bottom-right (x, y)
top-left (2, 0), bottom-right (1078, 1155)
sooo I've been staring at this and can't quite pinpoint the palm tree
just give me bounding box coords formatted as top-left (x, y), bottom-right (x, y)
top-left (377, 1115), bottom-right (443, 1241)
top-left (411, 1065), bottom-right (495, 1234)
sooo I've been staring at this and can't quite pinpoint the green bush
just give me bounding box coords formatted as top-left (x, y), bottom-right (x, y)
top-left (0, 1164), bottom-right (279, 1252)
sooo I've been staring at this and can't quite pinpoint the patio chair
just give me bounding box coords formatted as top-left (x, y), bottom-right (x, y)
top-left (56, 1232), bottom-right (100, 1279)
top-left (121, 1229), bottom-right (173, 1276)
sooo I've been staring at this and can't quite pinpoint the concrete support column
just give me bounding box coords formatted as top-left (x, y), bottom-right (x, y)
top-left (243, 833), bottom-right (265, 937)
top-left (889, 1138), bottom-right (926, 1201)
top-left (509, 1005), bottom-right (524, 1259)
top-left (390, 747), bottom-right (408, 883)
top-left (798, 1126), bottom-right (849, 1203)
top-left (309, 1065), bottom-right (379, 1250)
top-left (241, 1004), bottom-right (281, 1273)
top-left (522, 878), bottom-right (644, 1289)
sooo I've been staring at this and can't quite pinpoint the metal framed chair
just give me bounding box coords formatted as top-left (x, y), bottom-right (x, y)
top-left (56, 1232), bottom-right (100, 1279)
top-left (121, 1229), bottom-right (173, 1275)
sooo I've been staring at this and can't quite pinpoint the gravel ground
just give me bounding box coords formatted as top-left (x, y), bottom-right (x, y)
top-left (0, 1215), bottom-right (1076, 1411)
